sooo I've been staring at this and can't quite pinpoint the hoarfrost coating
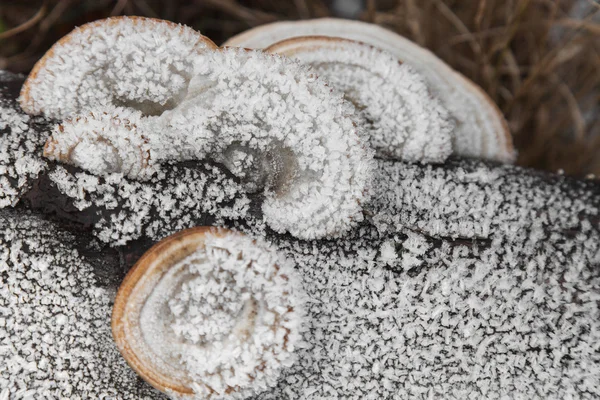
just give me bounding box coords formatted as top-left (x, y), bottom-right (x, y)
top-left (225, 18), bottom-right (516, 163)
top-left (157, 48), bottom-right (373, 240)
top-left (43, 48), bottom-right (374, 240)
top-left (0, 78), bottom-right (50, 209)
top-left (44, 107), bottom-right (154, 180)
top-left (0, 210), bottom-right (160, 399)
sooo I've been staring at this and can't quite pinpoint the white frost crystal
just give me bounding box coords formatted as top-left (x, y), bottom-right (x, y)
top-left (269, 37), bottom-right (453, 163)
top-left (136, 232), bottom-right (304, 399)
top-left (19, 16), bottom-right (216, 119)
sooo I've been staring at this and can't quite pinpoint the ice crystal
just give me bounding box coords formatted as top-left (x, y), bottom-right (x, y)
top-left (19, 16), bottom-right (215, 119)
top-left (269, 37), bottom-right (453, 163)
top-left (138, 232), bottom-right (304, 399)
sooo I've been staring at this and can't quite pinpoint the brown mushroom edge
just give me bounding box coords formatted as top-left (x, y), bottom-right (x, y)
top-left (111, 226), bottom-right (233, 397)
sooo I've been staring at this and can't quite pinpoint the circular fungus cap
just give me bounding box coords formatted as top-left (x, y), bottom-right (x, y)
top-left (19, 16), bottom-right (217, 119)
top-left (154, 48), bottom-right (374, 240)
top-left (112, 227), bottom-right (304, 399)
top-left (267, 36), bottom-right (453, 163)
top-left (224, 18), bottom-right (515, 163)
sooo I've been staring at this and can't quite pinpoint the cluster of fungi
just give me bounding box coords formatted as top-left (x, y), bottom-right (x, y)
top-left (0, 16), bottom-right (599, 400)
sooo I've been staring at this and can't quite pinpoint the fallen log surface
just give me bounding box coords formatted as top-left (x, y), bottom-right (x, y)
top-left (1, 71), bottom-right (599, 399)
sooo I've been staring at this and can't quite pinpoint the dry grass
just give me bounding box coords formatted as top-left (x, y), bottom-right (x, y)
top-left (1, 0), bottom-right (599, 176)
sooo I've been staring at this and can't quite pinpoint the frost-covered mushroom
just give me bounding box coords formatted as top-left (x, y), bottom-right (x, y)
top-left (267, 36), bottom-right (453, 162)
top-left (158, 48), bottom-right (373, 239)
top-left (44, 106), bottom-right (155, 179)
top-left (112, 227), bottom-right (304, 399)
top-left (19, 16), bottom-right (217, 119)
top-left (225, 18), bottom-right (515, 163)
top-left (3, 62), bottom-right (600, 399)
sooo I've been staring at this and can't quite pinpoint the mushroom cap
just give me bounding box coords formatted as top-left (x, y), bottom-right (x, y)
top-left (224, 18), bottom-right (515, 163)
top-left (19, 16), bottom-right (217, 119)
top-left (112, 227), bottom-right (304, 399)
top-left (156, 47), bottom-right (373, 240)
top-left (267, 36), bottom-right (453, 163)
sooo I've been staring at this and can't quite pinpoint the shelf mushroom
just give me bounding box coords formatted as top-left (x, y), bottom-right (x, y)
top-left (19, 16), bottom-right (217, 119)
top-left (267, 36), bottom-right (453, 163)
top-left (43, 106), bottom-right (155, 179)
top-left (224, 18), bottom-right (515, 163)
top-left (112, 227), bottom-right (304, 399)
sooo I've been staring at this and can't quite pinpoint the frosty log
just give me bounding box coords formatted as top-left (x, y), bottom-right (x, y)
top-left (2, 69), bottom-right (600, 398)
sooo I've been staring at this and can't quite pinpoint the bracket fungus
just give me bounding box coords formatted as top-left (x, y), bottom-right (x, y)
top-left (155, 48), bottom-right (373, 240)
top-left (112, 227), bottom-right (304, 399)
top-left (19, 16), bottom-right (217, 119)
top-left (225, 18), bottom-right (515, 163)
top-left (267, 36), bottom-right (453, 162)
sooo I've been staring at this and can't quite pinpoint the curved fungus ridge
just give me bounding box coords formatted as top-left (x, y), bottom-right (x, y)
top-left (43, 106), bottom-right (155, 179)
top-left (267, 36), bottom-right (453, 163)
top-left (112, 227), bottom-right (304, 399)
top-left (224, 18), bottom-right (515, 164)
top-left (153, 48), bottom-right (374, 240)
top-left (19, 16), bottom-right (217, 119)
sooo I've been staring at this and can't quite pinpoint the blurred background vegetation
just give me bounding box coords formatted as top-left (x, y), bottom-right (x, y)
top-left (0, 0), bottom-right (598, 176)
